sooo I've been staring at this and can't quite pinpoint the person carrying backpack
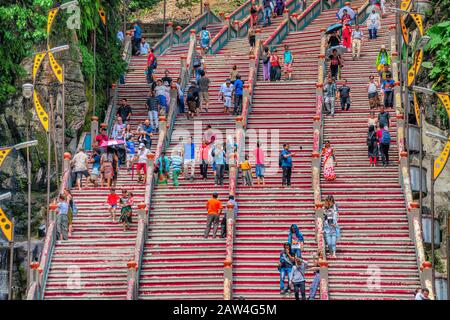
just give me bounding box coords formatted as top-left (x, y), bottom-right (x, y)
top-left (186, 80), bottom-right (200, 120)
top-left (200, 26), bottom-right (211, 54)
top-left (380, 126), bottom-right (391, 167)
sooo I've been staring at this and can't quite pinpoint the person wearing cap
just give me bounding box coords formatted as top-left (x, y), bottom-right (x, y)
top-left (197, 69), bottom-right (211, 113)
top-left (133, 143), bottom-right (151, 184)
top-left (233, 74), bottom-right (244, 115)
top-left (220, 79), bottom-right (234, 113)
top-left (204, 192), bottom-right (223, 238)
top-left (376, 45), bottom-right (391, 72)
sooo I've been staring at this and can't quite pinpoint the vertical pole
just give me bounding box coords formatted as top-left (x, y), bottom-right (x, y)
top-left (163, 0), bottom-right (167, 33)
top-left (430, 155), bottom-right (435, 296)
top-left (8, 218), bottom-right (14, 300)
top-left (47, 95), bottom-right (53, 228)
top-left (26, 126), bottom-right (32, 289)
top-left (419, 101), bottom-right (423, 221)
top-left (123, 0), bottom-right (126, 35)
top-left (50, 94), bottom-right (59, 191)
top-left (201, 0), bottom-right (204, 14)
top-left (93, 31), bottom-right (97, 118)
top-left (447, 209), bottom-right (449, 299)
top-left (61, 64), bottom-right (65, 174)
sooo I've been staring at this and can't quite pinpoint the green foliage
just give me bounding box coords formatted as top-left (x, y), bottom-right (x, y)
top-left (424, 21), bottom-right (450, 92)
top-left (129, 0), bottom-right (161, 12)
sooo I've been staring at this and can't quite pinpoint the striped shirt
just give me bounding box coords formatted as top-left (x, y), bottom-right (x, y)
top-left (171, 155), bottom-right (183, 171)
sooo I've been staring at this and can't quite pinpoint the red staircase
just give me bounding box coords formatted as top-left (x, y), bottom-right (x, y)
top-left (232, 6), bottom-right (341, 300)
top-left (320, 13), bottom-right (422, 299)
top-left (138, 18), bottom-right (286, 300)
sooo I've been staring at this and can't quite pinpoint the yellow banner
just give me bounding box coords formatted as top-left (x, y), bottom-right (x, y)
top-left (47, 8), bottom-right (59, 35)
top-left (33, 90), bottom-right (49, 132)
top-left (0, 207), bottom-right (13, 242)
top-left (413, 92), bottom-right (420, 126)
top-left (410, 13), bottom-right (424, 36)
top-left (437, 93), bottom-right (450, 119)
top-left (434, 140), bottom-right (450, 180)
top-left (98, 7), bottom-right (106, 25)
top-left (400, 14), bottom-right (409, 45)
top-left (400, 0), bottom-right (412, 11)
top-left (0, 148), bottom-right (12, 169)
top-left (33, 52), bottom-right (47, 81)
top-left (48, 51), bottom-right (63, 83)
top-left (407, 49), bottom-right (423, 86)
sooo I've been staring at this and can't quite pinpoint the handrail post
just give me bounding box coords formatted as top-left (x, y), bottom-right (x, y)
top-left (319, 259), bottom-right (329, 300)
top-left (126, 260), bottom-right (138, 300)
top-left (284, 8), bottom-right (290, 20)
top-left (223, 202), bottom-right (236, 300)
top-left (226, 16), bottom-right (231, 40)
top-left (30, 262), bottom-right (40, 299)
top-left (176, 25), bottom-right (182, 42)
top-left (233, 20), bottom-right (240, 37)
top-left (90, 116), bottom-right (99, 150)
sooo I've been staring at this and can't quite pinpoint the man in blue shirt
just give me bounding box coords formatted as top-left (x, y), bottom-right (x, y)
top-left (138, 119), bottom-right (153, 150)
top-left (132, 21), bottom-right (142, 56)
top-left (280, 144), bottom-right (296, 188)
top-left (233, 74), bottom-right (244, 115)
top-left (381, 73), bottom-right (395, 109)
top-left (56, 195), bottom-right (69, 240)
top-left (183, 136), bottom-right (196, 181)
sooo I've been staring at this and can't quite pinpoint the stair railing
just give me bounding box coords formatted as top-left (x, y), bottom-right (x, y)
top-left (389, 25), bottom-right (435, 299)
top-left (26, 155), bottom-right (73, 300)
top-left (125, 30), bottom-right (197, 300)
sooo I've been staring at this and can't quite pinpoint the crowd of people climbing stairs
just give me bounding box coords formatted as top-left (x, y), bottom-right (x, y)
top-left (45, 0), bottom-right (434, 300)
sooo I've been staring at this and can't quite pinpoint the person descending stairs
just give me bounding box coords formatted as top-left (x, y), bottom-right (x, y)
top-left (138, 14), bottom-right (290, 300)
top-left (231, 3), bottom-right (345, 300)
top-left (320, 10), bottom-right (422, 299)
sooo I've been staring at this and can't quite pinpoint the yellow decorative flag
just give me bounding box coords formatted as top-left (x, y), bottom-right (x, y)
top-left (407, 50), bottom-right (423, 86)
top-left (0, 148), bottom-right (12, 169)
top-left (400, 15), bottom-right (409, 45)
top-left (410, 13), bottom-right (424, 36)
top-left (33, 52), bottom-right (47, 81)
top-left (33, 90), bottom-right (49, 132)
top-left (413, 92), bottom-right (420, 126)
top-left (434, 140), bottom-right (450, 180)
top-left (0, 207), bottom-right (13, 242)
top-left (48, 51), bottom-right (63, 83)
top-left (98, 7), bottom-right (106, 25)
top-left (400, 0), bottom-right (412, 11)
top-left (47, 8), bottom-right (59, 35)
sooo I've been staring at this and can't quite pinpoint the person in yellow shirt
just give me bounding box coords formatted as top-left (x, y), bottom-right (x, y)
top-left (240, 155), bottom-right (253, 186)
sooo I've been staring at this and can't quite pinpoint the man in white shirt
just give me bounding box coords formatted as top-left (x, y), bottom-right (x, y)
top-left (71, 148), bottom-right (90, 190)
top-left (351, 25), bottom-right (364, 60)
top-left (133, 143), bottom-right (151, 184)
top-left (140, 38), bottom-right (150, 55)
top-left (220, 79), bottom-right (234, 113)
top-left (367, 9), bottom-right (381, 39)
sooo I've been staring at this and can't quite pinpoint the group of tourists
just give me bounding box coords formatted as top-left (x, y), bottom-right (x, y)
top-left (262, 45), bottom-right (294, 81)
top-left (262, 0), bottom-right (287, 27)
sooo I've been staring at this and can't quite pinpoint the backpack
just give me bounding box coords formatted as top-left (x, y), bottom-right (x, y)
top-left (381, 130), bottom-right (391, 145)
top-left (151, 57), bottom-right (157, 69)
top-left (193, 56), bottom-right (202, 68)
top-left (278, 151), bottom-right (283, 167)
top-left (201, 30), bottom-right (210, 41)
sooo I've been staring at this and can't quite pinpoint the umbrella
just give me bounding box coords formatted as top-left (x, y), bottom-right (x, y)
top-left (100, 139), bottom-right (125, 147)
top-left (325, 23), bottom-right (343, 34)
top-left (336, 6), bottom-right (356, 20)
top-left (327, 45), bottom-right (347, 56)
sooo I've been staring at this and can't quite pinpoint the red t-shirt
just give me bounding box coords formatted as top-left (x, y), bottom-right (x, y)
top-left (96, 133), bottom-right (109, 146)
top-left (147, 53), bottom-right (155, 66)
top-left (107, 193), bottom-right (120, 205)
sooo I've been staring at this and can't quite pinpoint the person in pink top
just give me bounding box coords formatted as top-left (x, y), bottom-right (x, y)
top-left (253, 141), bottom-right (265, 186)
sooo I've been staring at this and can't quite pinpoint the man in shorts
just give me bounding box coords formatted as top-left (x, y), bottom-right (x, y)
top-left (71, 148), bottom-right (90, 191)
top-left (134, 143), bottom-right (151, 184)
top-left (220, 79), bottom-right (234, 113)
top-left (198, 69), bottom-right (211, 113)
top-left (104, 188), bottom-right (120, 222)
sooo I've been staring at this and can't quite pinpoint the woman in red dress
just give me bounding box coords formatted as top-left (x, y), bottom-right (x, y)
top-left (342, 23), bottom-right (352, 50)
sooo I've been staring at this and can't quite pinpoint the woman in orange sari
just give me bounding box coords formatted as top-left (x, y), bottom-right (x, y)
top-left (321, 140), bottom-right (337, 181)
top-left (342, 23), bottom-right (352, 50)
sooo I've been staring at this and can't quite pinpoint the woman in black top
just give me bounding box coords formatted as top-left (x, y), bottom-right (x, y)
top-left (328, 31), bottom-right (341, 48)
